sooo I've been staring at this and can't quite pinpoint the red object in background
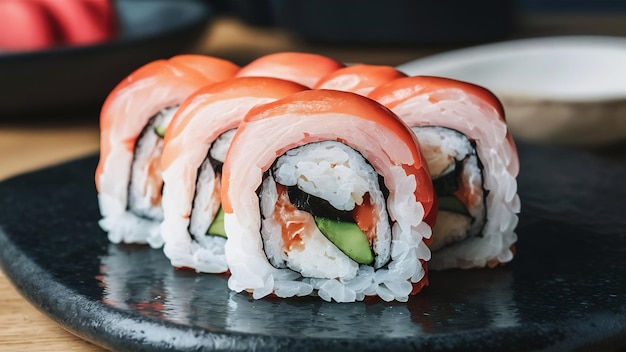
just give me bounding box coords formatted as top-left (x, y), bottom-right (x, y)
top-left (0, 0), bottom-right (118, 51)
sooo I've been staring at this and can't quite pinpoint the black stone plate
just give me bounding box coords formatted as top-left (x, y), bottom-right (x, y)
top-left (0, 0), bottom-right (211, 116)
top-left (1, 142), bottom-right (626, 352)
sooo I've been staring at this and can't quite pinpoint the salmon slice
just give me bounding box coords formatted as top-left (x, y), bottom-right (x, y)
top-left (236, 52), bottom-right (344, 88)
top-left (314, 64), bottom-right (407, 96)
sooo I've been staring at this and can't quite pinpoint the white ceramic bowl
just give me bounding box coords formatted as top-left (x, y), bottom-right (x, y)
top-left (397, 36), bottom-right (626, 146)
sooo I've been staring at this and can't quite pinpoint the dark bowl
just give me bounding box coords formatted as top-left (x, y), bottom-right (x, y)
top-left (271, 0), bottom-right (514, 45)
top-left (0, 0), bottom-right (212, 116)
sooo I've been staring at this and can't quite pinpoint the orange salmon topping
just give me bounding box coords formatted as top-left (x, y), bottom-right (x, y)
top-left (453, 176), bottom-right (482, 212)
top-left (352, 193), bottom-right (378, 245)
top-left (273, 184), bottom-right (316, 252)
top-left (146, 148), bottom-right (164, 206)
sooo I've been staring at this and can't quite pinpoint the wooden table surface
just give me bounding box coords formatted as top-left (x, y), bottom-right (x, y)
top-left (2, 12), bottom-right (626, 351)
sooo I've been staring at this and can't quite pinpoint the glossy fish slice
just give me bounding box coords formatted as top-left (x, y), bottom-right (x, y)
top-left (236, 52), bottom-right (344, 88)
top-left (314, 64), bottom-right (407, 96)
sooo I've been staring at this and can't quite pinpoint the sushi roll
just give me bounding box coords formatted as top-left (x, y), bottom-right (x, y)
top-left (314, 64), bottom-right (407, 96)
top-left (221, 89), bottom-right (436, 302)
top-left (368, 76), bottom-right (520, 270)
top-left (95, 55), bottom-right (240, 248)
top-left (160, 77), bottom-right (308, 273)
top-left (235, 52), bottom-right (344, 87)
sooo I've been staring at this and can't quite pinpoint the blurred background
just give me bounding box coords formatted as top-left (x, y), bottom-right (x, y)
top-left (1, 0), bottom-right (626, 168)
top-left (0, 0), bottom-right (626, 177)
top-left (1, 1), bottom-right (626, 100)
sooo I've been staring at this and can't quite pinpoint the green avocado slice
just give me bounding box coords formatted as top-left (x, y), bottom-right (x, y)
top-left (314, 217), bottom-right (374, 265)
top-left (438, 195), bottom-right (471, 217)
top-left (207, 206), bottom-right (227, 238)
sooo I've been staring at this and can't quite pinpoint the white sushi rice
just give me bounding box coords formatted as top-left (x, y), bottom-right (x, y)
top-left (188, 158), bottom-right (221, 242)
top-left (415, 128), bottom-right (518, 270)
top-left (209, 129), bottom-right (236, 163)
top-left (164, 130), bottom-right (236, 273)
top-left (273, 142), bottom-right (377, 211)
top-left (98, 194), bottom-right (162, 245)
top-left (247, 141), bottom-right (429, 302)
top-left (412, 126), bottom-right (487, 251)
top-left (189, 130), bottom-right (236, 241)
top-left (190, 130), bottom-right (236, 247)
top-left (100, 106), bottom-right (178, 248)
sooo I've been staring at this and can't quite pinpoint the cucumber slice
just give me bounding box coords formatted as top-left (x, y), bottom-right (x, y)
top-left (207, 206), bottom-right (227, 238)
top-left (314, 217), bottom-right (374, 265)
top-left (438, 195), bottom-right (471, 216)
top-left (154, 125), bottom-right (167, 137)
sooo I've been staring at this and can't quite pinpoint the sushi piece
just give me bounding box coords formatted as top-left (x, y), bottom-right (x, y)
top-left (368, 76), bottom-right (520, 270)
top-left (95, 55), bottom-right (240, 248)
top-left (235, 52), bottom-right (344, 87)
top-left (313, 64), bottom-right (407, 96)
top-left (160, 77), bottom-right (308, 273)
top-left (221, 89), bottom-right (436, 302)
